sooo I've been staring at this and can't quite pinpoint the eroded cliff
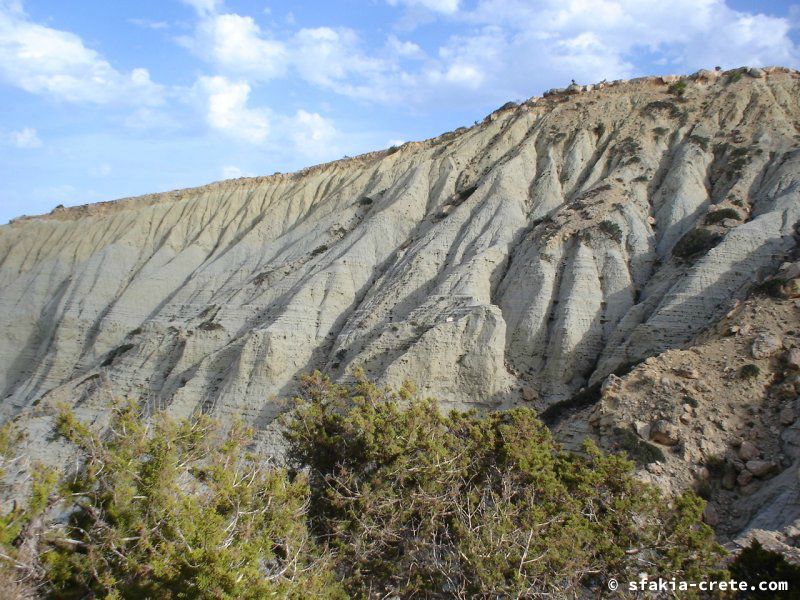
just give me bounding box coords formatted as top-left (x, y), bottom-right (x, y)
top-left (1, 68), bottom-right (799, 460)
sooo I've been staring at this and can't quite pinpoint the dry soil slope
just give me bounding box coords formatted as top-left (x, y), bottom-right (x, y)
top-left (1, 68), bottom-right (799, 456)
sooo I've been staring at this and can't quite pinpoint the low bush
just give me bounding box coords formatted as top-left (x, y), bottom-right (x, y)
top-left (1, 402), bottom-right (344, 600)
top-left (672, 228), bottom-right (722, 260)
top-left (285, 372), bottom-right (723, 598)
top-left (740, 364), bottom-right (761, 379)
top-left (612, 426), bottom-right (666, 465)
top-left (729, 540), bottom-right (800, 598)
top-left (2, 375), bottom-right (728, 599)
top-left (705, 208), bottom-right (741, 225)
top-left (752, 277), bottom-right (787, 299)
top-left (669, 80), bottom-right (688, 96)
top-left (599, 220), bottom-right (623, 243)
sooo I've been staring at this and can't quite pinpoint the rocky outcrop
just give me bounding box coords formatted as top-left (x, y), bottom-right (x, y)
top-left (1, 69), bottom-right (800, 456)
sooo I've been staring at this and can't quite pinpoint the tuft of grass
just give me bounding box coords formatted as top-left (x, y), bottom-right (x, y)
top-left (593, 123), bottom-right (606, 137)
top-left (740, 364), bottom-right (761, 379)
top-left (612, 427), bottom-right (666, 465)
top-left (726, 68), bottom-right (746, 84)
top-left (706, 455), bottom-right (726, 477)
top-left (688, 134), bottom-right (710, 151)
top-left (752, 278), bottom-right (787, 299)
top-left (599, 220), bottom-right (623, 243)
top-left (668, 80), bottom-right (688, 96)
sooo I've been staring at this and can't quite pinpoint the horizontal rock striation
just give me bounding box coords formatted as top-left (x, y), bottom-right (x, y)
top-left (1, 68), bottom-right (800, 444)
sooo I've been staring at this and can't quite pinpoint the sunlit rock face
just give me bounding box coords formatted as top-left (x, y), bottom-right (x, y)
top-left (1, 68), bottom-right (799, 437)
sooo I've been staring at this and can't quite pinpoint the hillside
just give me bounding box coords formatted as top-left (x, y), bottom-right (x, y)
top-left (2, 67), bottom-right (800, 550)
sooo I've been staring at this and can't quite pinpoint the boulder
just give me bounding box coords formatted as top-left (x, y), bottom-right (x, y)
top-left (751, 333), bottom-right (783, 359)
top-left (780, 407), bottom-right (796, 426)
top-left (649, 420), bottom-right (680, 446)
top-left (703, 503), bottom-right (720, 526)
top-left (737, 470), bottom-right (754, 486)
top-left (746, 460), bottom-right (777, 478)
top-left (739, 442), bottom-right (758, 462)
top-left (785, 279), bottom-right (800, 299)
top-left (785, 348), bottom-right (800, 371)
top-left (747, 67), bottom-right (765, 78)
top-left (674, 364), bottom-right (700, 379)
top-left (738, 441), bottom-right (759, 461)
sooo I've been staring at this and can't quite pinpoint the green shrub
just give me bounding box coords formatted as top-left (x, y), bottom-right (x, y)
top-left (752, 277), bottom-right (787, 299)
top-left (599, 220), bottom-right (623, 243)
top-left (669, 80), bottom-right (688, 96)
top-left (683, 395), bottom-right (699, 408)
top-left (39, 401), bottom-right (344, 600)
top-left (740, 364), bottom-right (761, 379)
top-left (2, 376), bottom-right (729, 599)
top-left (593, 123), bottom-right (606, 137)
top-left (705, 455), bottom-right (726, 477)
top-left (726, 69), bottom-right (746, 84)
top-left (612, 426), bottom-right (666, 465)
top-left (705, 208), bottom-right (741, 225)
top-left (729, 540), bottom-right (800, 598)
top-left (284, 372), bottom-right (724, 598)
top-left (688, 134), bottom-right (710, 151)
top-left (672, 228), bottom-right (722, 259)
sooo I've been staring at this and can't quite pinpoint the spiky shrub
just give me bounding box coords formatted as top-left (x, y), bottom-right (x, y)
top-left (41, 401), bottom-right (344, 600)
top-left (284, 372), bottom-right (725, 598)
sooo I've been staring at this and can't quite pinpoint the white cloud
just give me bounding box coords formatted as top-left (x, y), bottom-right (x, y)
top-left (386, 0), bottom-right (461, 14)
top-left (180, 0), bottom-right (224, 16)
top-left (182, 13), bottom-right (287, 81)
top-left (128, 18), bottom-right (169, 30)
top-left (292, 27), bottom-right (384, 88)
top-left (194, 75), bottom-right (270, 143)
top-left (387, 35), bottom-right (425, 60)
top-left (10, 127), bottom-right (41, 148)
top-left (0, 3), bottom-right (164, 105)
top-left (289, 110), bottom-right (337, 159)
top-left (221, 165), bottom-right (253, 178)
top-left (89, 163), bottom-right (112, 177)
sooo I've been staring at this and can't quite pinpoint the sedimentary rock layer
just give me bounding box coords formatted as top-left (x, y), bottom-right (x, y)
top-left (1, 68), bottom-right (799, 442)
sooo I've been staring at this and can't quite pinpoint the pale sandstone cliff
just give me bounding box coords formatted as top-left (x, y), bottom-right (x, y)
top-left (2, 69), bottom-right (800, 546)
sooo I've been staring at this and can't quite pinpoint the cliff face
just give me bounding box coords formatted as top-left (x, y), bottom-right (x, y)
top-left (1, 68), bottom-right (799, 445)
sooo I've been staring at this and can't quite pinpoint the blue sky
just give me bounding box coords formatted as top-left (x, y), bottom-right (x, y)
top-left (1, 0), bottom-right (799, 223)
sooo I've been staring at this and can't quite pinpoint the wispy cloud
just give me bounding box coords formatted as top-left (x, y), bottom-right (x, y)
top-left (9, 126), bottom-right (41, 148)
top-left (0, 2), bottom-right (164, 105)
top-left (128, 18), bottom-right (169, 30)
